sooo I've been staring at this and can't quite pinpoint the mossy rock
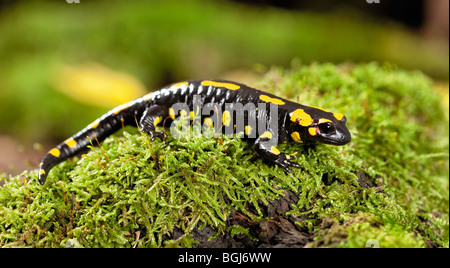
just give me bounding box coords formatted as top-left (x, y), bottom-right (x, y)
top-left (0, 62), bottom-right (448, 248)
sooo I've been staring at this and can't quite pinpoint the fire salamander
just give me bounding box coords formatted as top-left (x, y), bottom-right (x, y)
top-left (38, 80), bottom-right (351, 185)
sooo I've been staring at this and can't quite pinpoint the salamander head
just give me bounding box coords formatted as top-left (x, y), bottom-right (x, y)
top-left (289, 106), bottom-right (351, 145)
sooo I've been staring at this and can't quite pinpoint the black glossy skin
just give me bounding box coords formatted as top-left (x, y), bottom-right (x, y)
top-left (38, 80), bottom-right (351, 185)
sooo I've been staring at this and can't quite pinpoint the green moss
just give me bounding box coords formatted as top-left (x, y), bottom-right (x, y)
top-left (344, 222), bottom-right (427, 248)
top-left (305, 214), bottom-right (427, 248)
top-left (1, 62), bottom-right (448, 247)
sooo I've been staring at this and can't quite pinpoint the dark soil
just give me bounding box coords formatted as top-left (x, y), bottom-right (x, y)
top-left (168, 190), bottom-right (313, 248)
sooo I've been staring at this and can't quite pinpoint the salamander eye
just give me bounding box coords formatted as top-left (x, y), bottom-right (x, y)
top-left (318, 122), bottom-right (335, 134)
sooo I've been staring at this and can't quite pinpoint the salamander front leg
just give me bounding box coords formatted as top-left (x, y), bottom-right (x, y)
top-left (254, 131), bottom-right (302, 172)
top-left (139, 105), bottom-right (168, 141)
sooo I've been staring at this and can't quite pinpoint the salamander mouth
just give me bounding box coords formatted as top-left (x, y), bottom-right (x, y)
top-left (320, 130), bottom-right (351, 146)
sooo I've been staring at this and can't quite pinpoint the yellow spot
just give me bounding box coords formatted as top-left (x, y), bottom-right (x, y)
top-left (308, 127), bottom-right (317, 136)
top-left (179, 110), bottom-right (188, 117)
top-left (259, 95), bottom-right (285, 105)
top-left (169, 108), bottom-right (175, 120)
top-left (318, 118), bottom-right (332, 124)
top-left (39, 162), bottom-right (44, 167)
top-left (112, 103), bottom-right (130, 115)
top-left (286, 154), bottom-right (291, 160)
top-left (222, 110), bottom-right (231, 126)
top-left (291, 132), bottom-right (303, 143)
top-left (201, 80), bottom-right (240, 90)
top-left (244, 125), bottom-right (253, 136)
top-left (142, 93), bottom-right (153, 101)
top-left (88, 119), bottom-right (100, 129)
top-left (204, 117), bottom-right (213, 128)
top-left (154, 116), bottom-right (162, 127)
top-left (333, 113), bottom-right (344, 121)
top-left (65, 138), bottom-right (77, 148)
top-left (270, 146), bottom-right (280, 155)
top-left (40, 169), bottom-right (46, 175)
top-left (260, 131), bottom-right (273, 140)
top-left (170, 82), bottom-right (189, 89)
top-left (290, 109), bottom-right (313, 126)
top-left (188, 106), bottom-right (201, 122)
top-left (49, 148), bottom-right (60, 157)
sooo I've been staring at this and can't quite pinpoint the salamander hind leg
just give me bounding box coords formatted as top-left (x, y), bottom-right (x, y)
top-left (139, 105), bottom-right (168, 141)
